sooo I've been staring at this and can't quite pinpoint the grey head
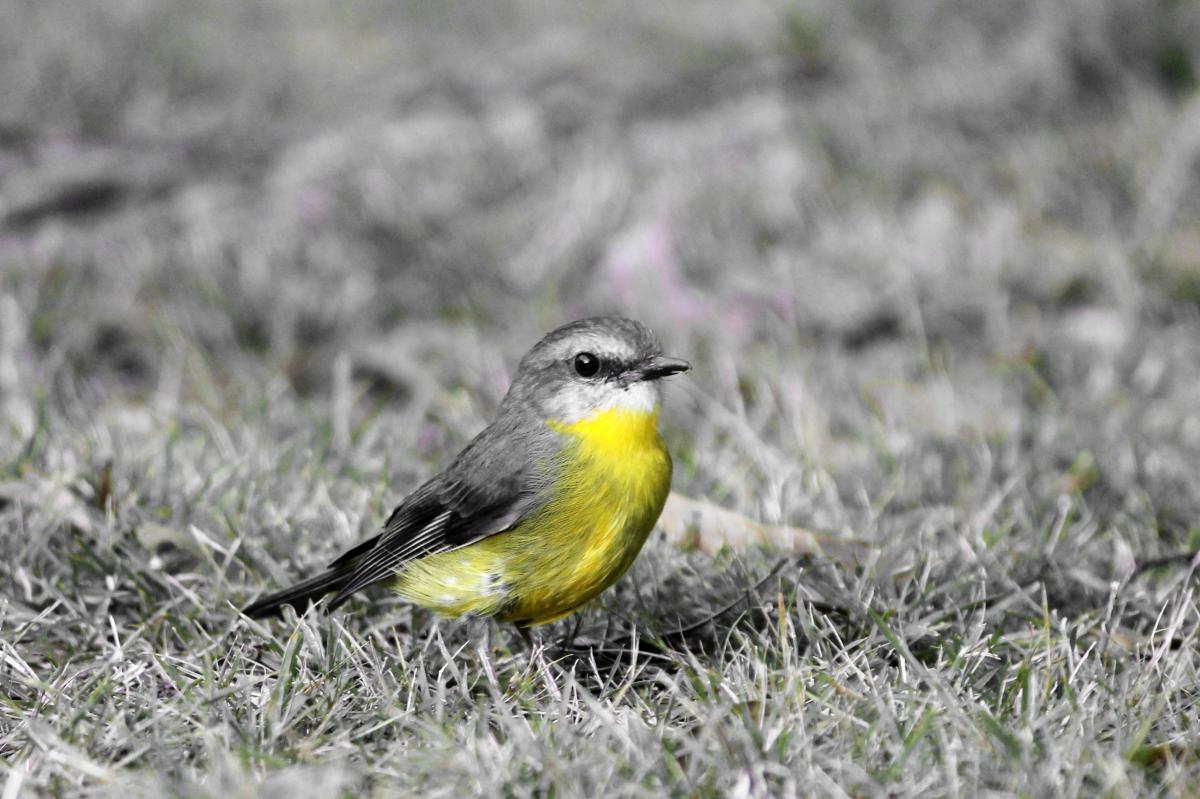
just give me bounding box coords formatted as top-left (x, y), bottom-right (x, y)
top-left (499, 316), bottom-right (690, 424)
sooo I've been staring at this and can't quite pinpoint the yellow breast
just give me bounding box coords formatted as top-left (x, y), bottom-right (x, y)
top-left (392, 407), bottom-right (672, 625)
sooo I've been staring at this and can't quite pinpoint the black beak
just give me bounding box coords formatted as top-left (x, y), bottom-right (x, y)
top-left (628, 355), bottom-right (691, 383)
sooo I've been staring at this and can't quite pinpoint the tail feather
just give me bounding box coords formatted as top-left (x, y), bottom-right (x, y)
top-left (242, 568), bottom-right (349, 618)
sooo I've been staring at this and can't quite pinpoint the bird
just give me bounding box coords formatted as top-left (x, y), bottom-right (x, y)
top-left (243, 316), bottom-right (690, 628)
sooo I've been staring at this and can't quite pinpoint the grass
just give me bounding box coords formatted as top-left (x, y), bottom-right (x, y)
top-left (3, 0), bottom-right (1200, 795)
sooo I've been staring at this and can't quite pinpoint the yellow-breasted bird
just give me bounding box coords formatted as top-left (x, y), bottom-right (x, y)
top-left (243, 316), bottom-right (690, 627)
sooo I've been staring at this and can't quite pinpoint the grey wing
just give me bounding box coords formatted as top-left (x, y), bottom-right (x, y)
top-left (325, 419), bottom-right (552, 608)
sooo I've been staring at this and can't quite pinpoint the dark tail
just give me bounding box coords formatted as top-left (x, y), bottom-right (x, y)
top-left (242, 568), bottom-right (350, 618)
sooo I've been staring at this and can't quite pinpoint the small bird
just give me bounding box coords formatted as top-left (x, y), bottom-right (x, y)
top-left (243, 316), bottom-right (690, 627)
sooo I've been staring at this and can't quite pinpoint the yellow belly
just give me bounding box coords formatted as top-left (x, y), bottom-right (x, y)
top-left (392, 408), bottom-right (672, 625)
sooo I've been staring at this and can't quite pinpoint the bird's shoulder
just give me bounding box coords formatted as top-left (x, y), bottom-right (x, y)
top-left (330, 412), bottom-right (560, 572)
top-left (437, 411), bottom-right (559, 519)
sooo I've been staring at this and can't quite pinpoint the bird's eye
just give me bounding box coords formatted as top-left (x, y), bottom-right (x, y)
top-left (572, 352), bottom-right (600, 378)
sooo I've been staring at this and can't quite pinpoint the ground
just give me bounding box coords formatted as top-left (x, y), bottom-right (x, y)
top-left (3, 1), bottom-right (1200, 796)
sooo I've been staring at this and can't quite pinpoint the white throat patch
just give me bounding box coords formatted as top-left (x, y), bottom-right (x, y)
top-left (603, 381), bottom-right (659, 414)
top-left (548, 379), bottom-right (661, 424)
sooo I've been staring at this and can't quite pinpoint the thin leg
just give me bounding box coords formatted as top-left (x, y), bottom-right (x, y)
top-left (475, 620), bottom-right (499, 691)
top-left (557, 614), bottom-right (584, 651)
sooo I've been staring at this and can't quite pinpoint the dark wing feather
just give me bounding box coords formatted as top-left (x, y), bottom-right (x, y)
top-left (326, 482), bottom-right (442, 571)
top-left (323, 415), bottom-right (553, 608)
top-left (242, 487), bottom-right (455, 619)
top-left (242, 413), bottom-right (555, 619)
top-left (242, 567), bottom-right (354, 618)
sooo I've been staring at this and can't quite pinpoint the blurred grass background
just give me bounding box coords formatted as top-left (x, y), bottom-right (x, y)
top-left (3, 1), bottom-right (1200, 796)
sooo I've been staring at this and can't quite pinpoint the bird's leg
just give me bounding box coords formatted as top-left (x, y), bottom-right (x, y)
top-left (513, 623), bottom-right (535, 650)
top-left (557, 614), bottom-right (585, 652)
top-left (473, 618), bottom-right (499, 691)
